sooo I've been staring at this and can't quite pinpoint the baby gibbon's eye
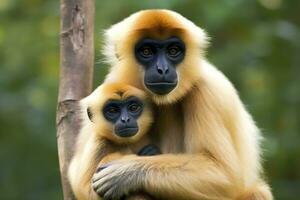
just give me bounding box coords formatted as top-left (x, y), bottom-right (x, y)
top-left (103, 103), bottom-right (121, 121)
top-left (107, 106), bottom-right (119, 114)
top-left (128, 103), bottom-right (141, 113)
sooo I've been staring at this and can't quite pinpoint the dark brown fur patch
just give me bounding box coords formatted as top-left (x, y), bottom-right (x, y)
top-left (116, 91), bottom-right (124, 97)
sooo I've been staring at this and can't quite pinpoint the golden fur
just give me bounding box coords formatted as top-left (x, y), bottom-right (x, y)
top-left (97, 9), bottom-right (274, 200)
top-left (68, 83), bottom-right (155, 200)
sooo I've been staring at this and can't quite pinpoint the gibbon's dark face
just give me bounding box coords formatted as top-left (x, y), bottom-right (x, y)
top-left (135, 37), bottom-right (185, 95)
top-left (102, 97), bottom-right (143, 138)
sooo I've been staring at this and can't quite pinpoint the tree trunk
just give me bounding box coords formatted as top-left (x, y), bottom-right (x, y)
top-left (56, 0), bottom-right (94, 199)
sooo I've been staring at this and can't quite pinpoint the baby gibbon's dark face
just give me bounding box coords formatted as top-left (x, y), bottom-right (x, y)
top-left (102, 97), bottom-right (143, 138)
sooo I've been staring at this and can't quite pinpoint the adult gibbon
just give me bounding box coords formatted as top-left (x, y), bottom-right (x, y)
top-left (68, 83), bottom-right (160, 200)
top-left (92, 9), bottom-right (273, 200)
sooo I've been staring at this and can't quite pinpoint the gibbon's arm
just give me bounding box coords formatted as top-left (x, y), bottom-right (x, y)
top-left (68, 124), bottom-right (109, 200)
top-left (92, 152), bottom-right (238, 200)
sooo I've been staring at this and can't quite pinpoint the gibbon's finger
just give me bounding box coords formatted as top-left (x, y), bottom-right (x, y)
top-left (92, 166), bottom-right (116, 182)
top-left (96, 159), bottom-right (124, 173)
top-left (143, 147), bottom-right (160, 155)
top-left (103, 186), bottom-right (124, 200)
top-left (92, 172), bottom-right (110, 186)
top-left (96, 164), bottom-right (111, 172)
top-left (92, 177), bottom-right (109, 194)
top-left (97, 180), bottom-right (124, 200)
top-left (94, 180), bottom-right (112, 196)
top-left (102, 187), bottom-right (115, 200)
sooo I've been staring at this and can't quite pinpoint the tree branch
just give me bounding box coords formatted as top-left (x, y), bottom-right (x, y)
top-left (57, 0), bottom-right (94, 199)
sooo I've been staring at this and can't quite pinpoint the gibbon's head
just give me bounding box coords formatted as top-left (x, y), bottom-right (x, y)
top-left (82, 83), bottom-right (153, 144)
top-left (103, 9), bottom-right (209, 104)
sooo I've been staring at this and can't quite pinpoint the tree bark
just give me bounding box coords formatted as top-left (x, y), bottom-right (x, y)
top-left (57, 0), bottom-right (94, 199)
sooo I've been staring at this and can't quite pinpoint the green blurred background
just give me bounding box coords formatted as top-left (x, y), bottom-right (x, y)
top-left (0, 0), bottom-right (299, 199)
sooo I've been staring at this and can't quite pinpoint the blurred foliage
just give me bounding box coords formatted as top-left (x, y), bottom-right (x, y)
top-left (0, 0), bottom-right (299, 199)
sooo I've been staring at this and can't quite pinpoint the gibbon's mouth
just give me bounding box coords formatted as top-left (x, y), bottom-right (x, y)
top-left (115, 127), bottom-right (139, 138)
top-left (145, 81), bottom-right (178, 95)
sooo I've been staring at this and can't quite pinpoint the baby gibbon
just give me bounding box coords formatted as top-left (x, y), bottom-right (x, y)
top-left (68, 83), bottom-right (160, 200)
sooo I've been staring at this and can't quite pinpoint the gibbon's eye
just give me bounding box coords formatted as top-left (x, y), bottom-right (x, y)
top-left (128, 103), bottom-right (141, 113)
top-left (139, 46), bottom-right (153, 58)
top-left (167, 45), bottom-right (181, 57)
top-left (105, 105), bottom-right (120, 119)
top-left (108, 107), bottom-right (118, 113)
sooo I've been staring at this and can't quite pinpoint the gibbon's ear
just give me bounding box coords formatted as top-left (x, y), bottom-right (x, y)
top-left (87, 107), bottom-right (93, 122)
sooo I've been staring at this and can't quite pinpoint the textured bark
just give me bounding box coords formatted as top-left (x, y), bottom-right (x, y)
top-left (57, 0), bottom-right (94, 199)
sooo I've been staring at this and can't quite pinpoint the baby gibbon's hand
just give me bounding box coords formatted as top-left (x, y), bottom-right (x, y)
top-left (137, 144), bottom-right (161, 156)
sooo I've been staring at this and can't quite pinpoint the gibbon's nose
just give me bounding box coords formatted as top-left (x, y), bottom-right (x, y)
top-left (156, 55), bottom-right (169, 75)
top-left (157, 64), bottom-right (169, 75)
top-left (121, 116), bottom-right (130, 123)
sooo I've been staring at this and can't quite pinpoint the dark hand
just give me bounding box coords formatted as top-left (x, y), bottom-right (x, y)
top-left (137, 144), bottom-right (161, 156)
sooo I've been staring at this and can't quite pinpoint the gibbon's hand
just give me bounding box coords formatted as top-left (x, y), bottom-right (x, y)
top-left (137, 144), bottom-right (161, 156)
top-left (92, 158), bottom-right (144, 200)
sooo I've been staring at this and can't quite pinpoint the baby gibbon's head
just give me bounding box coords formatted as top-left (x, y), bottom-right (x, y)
top-left (82, 83), bottom-right (153, 144)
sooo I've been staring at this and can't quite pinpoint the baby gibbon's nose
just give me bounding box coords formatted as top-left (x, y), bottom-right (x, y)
top-left (121, 116), bottom-right (130, 123)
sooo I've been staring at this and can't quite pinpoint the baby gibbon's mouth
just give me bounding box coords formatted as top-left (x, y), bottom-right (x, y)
top-left (115, 127), bottom-right (138, 138)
